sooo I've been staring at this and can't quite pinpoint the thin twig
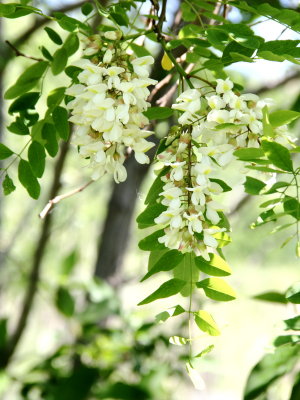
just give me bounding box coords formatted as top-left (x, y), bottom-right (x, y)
top-left (39, 180), bottom-right (94, 219)
top-left (5, 40), bottom-right (44, 62)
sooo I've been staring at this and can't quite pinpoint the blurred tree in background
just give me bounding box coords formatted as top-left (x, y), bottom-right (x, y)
top-left (0, 1), bottom-right (300, 399)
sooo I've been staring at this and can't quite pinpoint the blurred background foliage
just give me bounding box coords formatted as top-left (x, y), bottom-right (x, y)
top-left (0, 0), bottom-right (300, 399)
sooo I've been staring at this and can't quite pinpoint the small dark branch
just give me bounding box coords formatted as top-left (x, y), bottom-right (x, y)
top-left (0, 138), bottom-right (71, 369)
top-left (223, 3), bottom-right (228, 19)
top-left (158, 0), bottom-right (167, 32)
top-left (5, 40), bottom-right (44, 62)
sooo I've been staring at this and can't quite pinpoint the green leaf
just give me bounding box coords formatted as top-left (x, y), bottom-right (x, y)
top-left (0, 143), bottom-right (14, 160)
top-left (155, 304), bottom-right (185, 323)
top-left (195, 344), bottom-right (215, 358)
top-left (61, 249), bottom-right (79, 277)
top-left (283, 196), bottom-right (300, 220)
top-left (144, 167), bottom-right (169, 205)
top-left (41, 46), bottom-right (53, 61)
top-left (51, 47), bottom-right (68, 75)
top-left (290, 374), bottom-right (300, 400)
top-left (55, 286), bottom-right (75, 317)
top-left (42, 123), bottom-right (59, 157)
top-left (173, 253), bottom-right (199, 297)
top-left (269, 110), bottom-right (300, 128)
top-left (81, 2), bottom-right (94, 15)
top-left (262, 181), bottom-right (289, 195)
top-left (284, 316), bottom-right (300, 331)
top-left (244, 176), bottom-right (266, 195)
top-left (143, 107), bottom-right (173, 120)
top-left (181, 3), bottom-right (196, 21)
top-left (44, 26), bottom-right (63, 45)
top-left (28, 141), bottom-right (46, 178)
top-left (129, 43), bottom-right (151, 57)
top-left (194, 310), bottom-right (220, 336)
top-left (47, 87), bottom-right (66, 109)
top-left (214, 231), bottom-right (232, 247)
top-left (262, 105), bottom-right (274, 137)
top-left (138, 229), bottom-right (166, 251)
top-left (261, 140), bottom-right (293, 172)
top-left (5, 61), bottom-right (48, 99)
top-left (7, 117), bottom-right (29, 135)
top-left (0, 4), bottom-right (16, 16)
top-left (253, 291), bottom-right (288, 304)
top-left (52, 106), bottom-right (69, 140)
top-left (257, 40), bottom-right (300, 64)
top-left (234, 147), bottom-right (265, 161)
top-left (209, 178), bottom-right (232, 192)
top-left (63, 33), bottom-right (80, 57)
top-left (286, 282), bottom-right (300, 304)
top-left (141, 250), bottom-right (184, 281)
top-left (244, 343), bottom-right (300, 400)
top-left (169, 336), bottom-right (188, 346)
top-left (147, 248), bottom-right (169, 271)
top-left (8, 92), bottom-right (40, 114)
top-left (138, 279), bottom-right (186, 305)
top-left (65, 65), bottom-right (83, 81)
top-left (2, 174), bottom-right (16, 196)
top-left (136, 202), bottom-right (166, 229)
top-left (274, 335), bottom-right (300, 347)
top-left (197, 277), bottom-right (236, 301)
top-left (18, 159), bottom-right (40, 199)
top-left (195, 253), bottom-right (232, 277)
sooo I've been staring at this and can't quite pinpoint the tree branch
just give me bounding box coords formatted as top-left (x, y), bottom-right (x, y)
top-left (5, 40), bottom-right (43, 62)
top-left (0, 138), bottom-right (71, 369)
top-left (39, 180), bottom-right (94, 219)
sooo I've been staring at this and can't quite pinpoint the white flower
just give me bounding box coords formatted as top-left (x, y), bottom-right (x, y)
top-left (166, 161), bottom-right (186, 181)
top-left (103, 48), bottom-right (113, 63)
top-left (216, 78), bottom-right (233, 94)
top-left (183, 212), bottom-right (203, 235)
top-left (206, 95), bottom-right (226, 110)
top-left (207, 109), bottom-right (231, 124)
top-left (131, 56), bottom-right (154, 78)
top-left (104, 31), bottom-right (119, 40)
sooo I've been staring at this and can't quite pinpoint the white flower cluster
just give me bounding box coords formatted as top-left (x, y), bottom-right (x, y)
top-left (66, 32), bottom-right (157, 183)
top-left (155, 129), bottom-right (226, 260)
top-left (154, 78), bottom-right (284, 259)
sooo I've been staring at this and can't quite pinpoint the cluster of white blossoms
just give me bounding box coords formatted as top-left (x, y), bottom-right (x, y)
top-left (66, 31), bottom-right (157, 183)
top-left (154, 78), bottom-right (285, 259)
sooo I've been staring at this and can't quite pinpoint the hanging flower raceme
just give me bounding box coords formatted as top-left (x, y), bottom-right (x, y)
top-left (153, 78), bottom-right (286, 259)
top-left (66, 31), bottom-right (157, 183)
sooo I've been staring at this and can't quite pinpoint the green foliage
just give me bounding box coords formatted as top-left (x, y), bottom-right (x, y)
top-left (2, 174), bottom-right (16, 195)
top-left (261, 140), bottom-right (293, 172)
top-left (55, 286), bottom-right (75, 317)
top-left (244, 344), bottom-right (300, 400)
top-left (253, 291), bottom-right (288, 304)
top-left (18, 159), bottom-right (40, 199)
top-left (286, 282), bottom-right (300, 304)
top-left (138, 279), bottom-right (186, 305)
top-left (141, 250), bottom-right (184, 281)
top-left (0, 143), bottom-right (14, 160)
top-left (28, 141), bottom-right (46, 178)
top-left (244, 176), bottom-right (266, 195)
top-left (4, 61), bottom-right (48, 99)
top-left (195, 253), bottom-right (232, 277)
top-left (197, 278), bottom-right (236, 302)
top-left (194, 310), bottom-right (220, 336)
top-left (143, 107), bottom-right (174, 120)
top-left (52, 106), bottom-right (69, 140)
top-left (44, 27), bottom-right (63, 45)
